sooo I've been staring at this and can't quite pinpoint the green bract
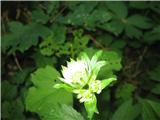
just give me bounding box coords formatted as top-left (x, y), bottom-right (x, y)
top-left (54, 50), bottom-right (117, 119)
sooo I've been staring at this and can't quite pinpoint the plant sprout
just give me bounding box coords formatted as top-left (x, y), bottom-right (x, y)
top-left (54, 50), bottom-right (116, 119)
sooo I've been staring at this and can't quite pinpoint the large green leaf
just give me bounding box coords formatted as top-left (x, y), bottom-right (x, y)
top-left (111, 100), bottom-right (140, 120)
top-left (25, 66), bottom-right (73, 119)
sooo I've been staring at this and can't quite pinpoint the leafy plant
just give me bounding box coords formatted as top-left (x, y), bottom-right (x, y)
top-left (1, 1), bottom-right (160, 120)
top-left (54, 50), bottom-right (118, 119)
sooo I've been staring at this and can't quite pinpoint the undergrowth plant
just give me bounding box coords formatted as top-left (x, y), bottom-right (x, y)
top-left (54, 50), bottom-right (117, 119)
top-left (2, 1), bottom-right (160, 120)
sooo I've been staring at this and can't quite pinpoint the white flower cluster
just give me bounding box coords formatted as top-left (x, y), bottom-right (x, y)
top-left (56, 50), bottom-right (116, 104)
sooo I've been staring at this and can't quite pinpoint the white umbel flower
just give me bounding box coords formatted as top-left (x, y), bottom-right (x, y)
top-left (60, 59), bottom-right (88, 88)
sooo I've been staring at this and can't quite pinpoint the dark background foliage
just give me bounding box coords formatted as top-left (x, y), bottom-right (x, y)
top-left (1, 1), bottom-right (160, 120)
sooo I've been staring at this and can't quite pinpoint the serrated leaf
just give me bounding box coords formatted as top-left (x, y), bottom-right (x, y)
top-left (111, 100), bottom-right (140, 120)
top-left (25, 66), bottom-right (73, 119)
top-left (2, 21), bottom-right (51, 54)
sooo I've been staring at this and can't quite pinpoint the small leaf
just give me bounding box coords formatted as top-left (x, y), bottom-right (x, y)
top-left (54, 83), bottom-right (73, 92)
top-left (101, 77), bottom-right (117, 89)
top-left (84, 95), bottom-right (98, 119)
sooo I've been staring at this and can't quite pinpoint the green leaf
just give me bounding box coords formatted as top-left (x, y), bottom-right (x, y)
top-left (86, 7), bottom-right (112, 28)
top-left (43, 1), bottom-right (59, 15)
top-left (59, 2), bottom-right (97, 26)
top-left (140, 99), bottom-right (157, 120)
top-left (144, 25), bottom-right (160, 44)
top-left (31, 9), bottom-right (49, 24)
top-left (12, 68), bottom-right (33, 85)
top-left (106, 1), bottom-right (128, 18)
top-left (50, 24), bottom-right (66, 44)
top-left (2, 81), bottom-right (17, 101)
top-left (127, 14), bottom-right (152, 29)
top-left (116, 83), bottom-right (136, 100)
top-left (2, 21), bottom-right (51, 54)
top-left (101, 51), bottom-right (122, 71)
top-left (39, 35), bottom-right (56, 56)
top-left (25, 66), bottom-right (73, 118)
top-left (42, 104), bottom-right (84, 120)
top-left (148, 65), bottom-right (160, 81)
top-left (110, 40), bottom-right (126, 50)
top-left (147, 100), bottom-right (160, 118)
top-left (84, 95), bottom-right (98, 119)
top-left (54, 83), bottom-right (73, 92)
top-left (99, 21), bottom-right (124, 35)
top-left (129, 2), bottom-right (149, 9)
top-left (125, 25), bottom-right (142, 39)
top-left (111, 100), bottom-right (140, 120)
top-left (39, 25), bottom-right (66, 56)
top-left (101, 77), bottom-right (117, 89)
top-left (2, 99), bottom-right (25, 120)
top-left (32, 52), bottom-right (56, 67)
top-left (151, 84), bottom-right (160, 95)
